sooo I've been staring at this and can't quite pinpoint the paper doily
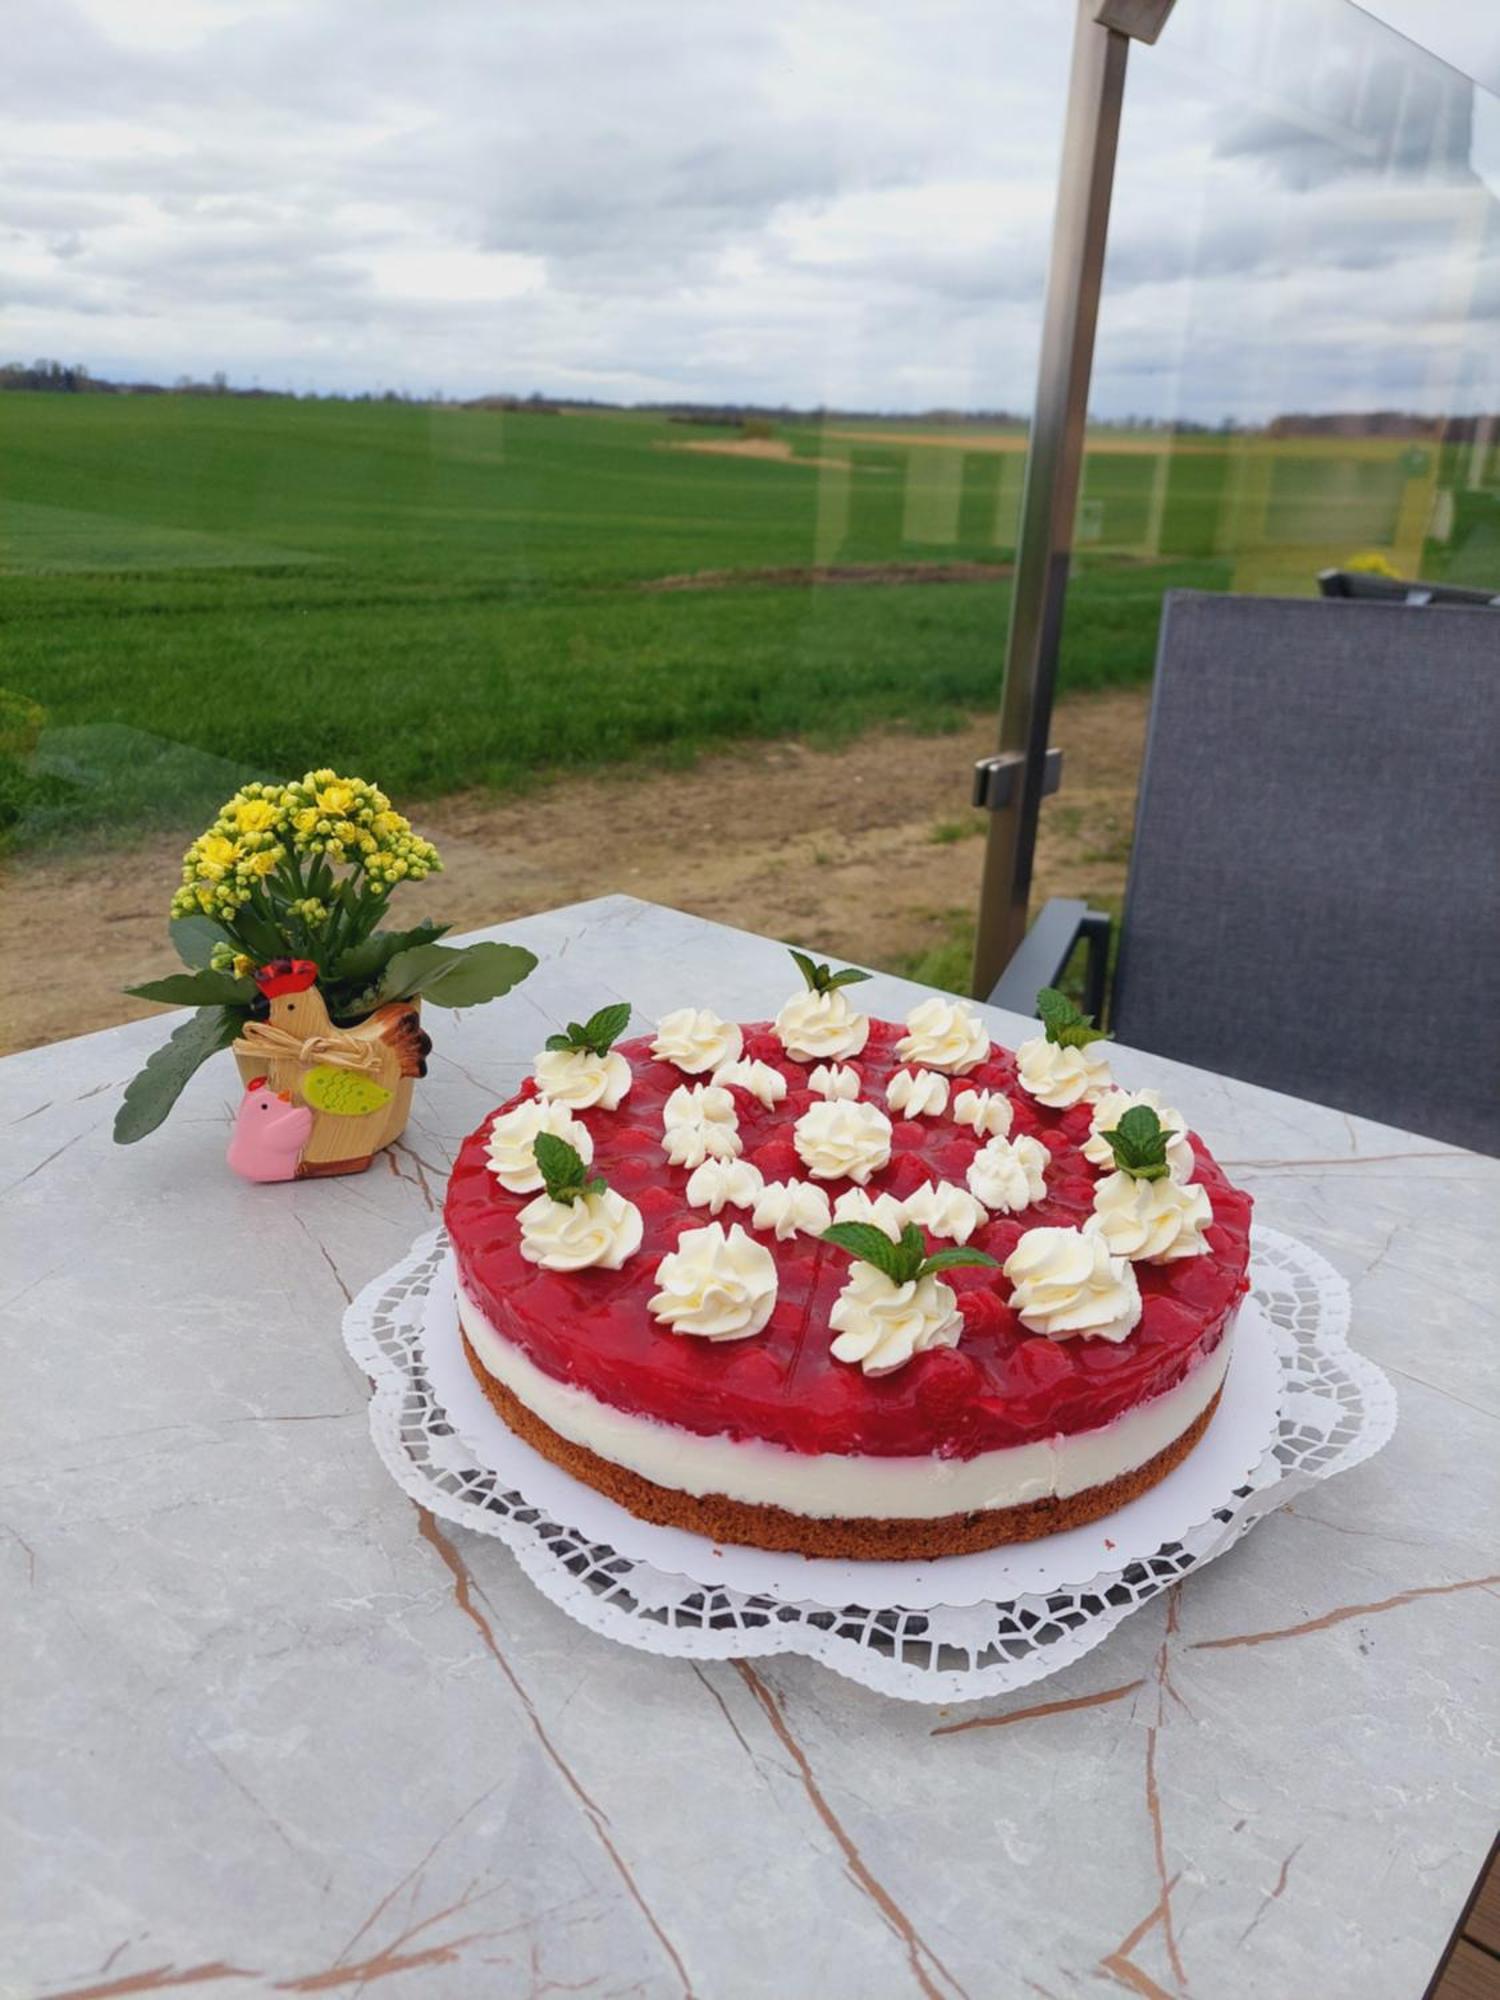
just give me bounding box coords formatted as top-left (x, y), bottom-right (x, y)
top-left (344, 1226), bottom-right (1397, 1704)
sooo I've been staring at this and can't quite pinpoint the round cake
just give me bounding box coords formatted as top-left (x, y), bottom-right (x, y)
top-left (443, 969), bottom-right (1253, 1560)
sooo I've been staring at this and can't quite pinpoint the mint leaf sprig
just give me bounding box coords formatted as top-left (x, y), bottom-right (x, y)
top-left (532, 1132), bottom-right (608, 1206)
top-left (544, 1001), bottom-right (632, 1059)
top-left (822, 1221), bottom-right (997, 1287)
top-left (789, 948), bottom-right (872, 996)
top-left (1036, 986), bottom-right (1109, 1050)
top-left (1103, 1105), bottom-right (1171, 1182)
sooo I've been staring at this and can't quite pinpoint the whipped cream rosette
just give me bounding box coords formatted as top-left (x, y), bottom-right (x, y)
top-left (652, 1008), bottom-right (743, 1075)
top-left (1085, 1088), bottom-right (1194, 1180)
top-left (711, 1057), bottom-right (788, 1109)
top-left (685, 1157), bottom-right (764, 1215)
top-left (661, 1081), bottom-right (742, 1169)
top-left (807, 1062), bottom-right (861, 1100)
top-left (895, 996), bottom-right (990, 1074)
top-left (1015, 985), bottom-right (1112, 1108)
top-left (752, 1179), bottom-right (833, 1242)
top-left (1003, 1220), bottom-right (1142, 1343)
top-left (1093, 1172), bottom-right (1213, 1262)
top-left (535, 1002), bottom-right (634, 1109)
top-left (648, 1222), bottom-right (778, 1340)
top-left (793, 1098), bottom-right (892, 1183)
top-left (900, 1178), bottom-right (987, 1244)
top-left (534, 1047), bottom-right (631, 1110)
top-left (831, 1187), bottom-right (909, 1238)
top-left (953, 1087), bottom-right (1013, 1140)
top-left (966, 1132), bottom-right (1049, 1215)
top-left (486, 1097), bottom-right (595, 1194)
top-left (886, 1068), bottom-right (950, 1119)
top-left (773, 950), bottom-right (873, 1060)
top-left (1088, 1100), bottom-right (1213, 1261)
top-left (822, 1218), bottom-right (997, 1377)
top-left (516, 1133), bottom-right (643, 1273)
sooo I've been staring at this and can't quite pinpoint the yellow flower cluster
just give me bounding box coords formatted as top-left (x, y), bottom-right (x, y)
top-left (279, 770), bottom-right (441, 886)
top-left (171, 771), bottom-right (442, 925)
top-left (171, 781), bottom-right (290, 923)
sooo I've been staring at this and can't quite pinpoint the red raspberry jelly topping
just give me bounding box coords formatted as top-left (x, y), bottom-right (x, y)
top-left (445, 1022), bottom-right (1251, 1460)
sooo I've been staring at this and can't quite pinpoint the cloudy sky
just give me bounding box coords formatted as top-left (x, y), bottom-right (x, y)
top-left (3, 0), bottom-right (1497, 418)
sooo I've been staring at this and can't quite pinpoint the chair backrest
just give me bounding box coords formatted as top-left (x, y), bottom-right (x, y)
top-left (1111, 592), bottom-right (1500, 1153)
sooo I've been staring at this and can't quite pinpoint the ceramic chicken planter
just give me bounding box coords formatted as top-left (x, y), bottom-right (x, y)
top-left (228, 959), bottom-right (430, 1181)
top-left (114, 769), bottom-right (537, 1162)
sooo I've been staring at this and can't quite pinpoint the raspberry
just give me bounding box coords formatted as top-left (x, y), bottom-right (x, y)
top-left (751, 1138), bottom-right (801, 1182)
top-left (966, 1058), bottom-right (1014, 1092)
top-left (915, 1349), bottom-right (980, 1421)
top-left (1056, 1102), bottom-right (1094, 1143)
top-left (722, 1084), bottom-right (762, 1124)
top-left (1168, 1257), bottom-right (1229, 1307)
top-left (1049, 1176), bottom-right (1097, 1218)
top-left (976, 1218), bottom-right (1024, 1264)
top-left (884, 1153), bottom-right (932, 1197)
top-left (958, 1288), bottom-right (1007, 1340)
top-left (634, 1184), bottom-right (679, 1218)
top-left (727, 1347), bottom-right (783, 1399)
top-left (1138, 1295), bottom-right (1199, 1347)
top-left (1007, 1337), bottom-right (1072, 1393)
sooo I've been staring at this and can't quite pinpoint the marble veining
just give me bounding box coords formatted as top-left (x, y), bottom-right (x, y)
top-left (2, 895), bottom-right (1497, 2000)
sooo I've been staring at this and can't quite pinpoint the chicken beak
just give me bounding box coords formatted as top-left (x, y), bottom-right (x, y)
top-left (276, 1090), bottom-right (294, 1103)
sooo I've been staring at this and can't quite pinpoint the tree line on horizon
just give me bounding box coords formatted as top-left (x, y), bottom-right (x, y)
top-left (2, 358), bottom-right (1492, 441)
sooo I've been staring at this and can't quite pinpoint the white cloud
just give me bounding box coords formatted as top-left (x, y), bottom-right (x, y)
top-left (0, 0), bottom-right (1494, 415)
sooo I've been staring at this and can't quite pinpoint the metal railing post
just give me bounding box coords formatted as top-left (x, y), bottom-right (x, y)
top-left (970, 0), bottom-right (1175, 1000)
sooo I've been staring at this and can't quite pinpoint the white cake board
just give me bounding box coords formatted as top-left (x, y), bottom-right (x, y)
top-left (420, 1253), bottom-right (1282, 1613)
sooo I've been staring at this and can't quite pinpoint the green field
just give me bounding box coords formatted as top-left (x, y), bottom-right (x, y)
top-left (2, 394), bottom-right (1493, 847)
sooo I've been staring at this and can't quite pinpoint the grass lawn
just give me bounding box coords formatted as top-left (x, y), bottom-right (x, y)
top-left (2, 393), bottom-right (1490, 847)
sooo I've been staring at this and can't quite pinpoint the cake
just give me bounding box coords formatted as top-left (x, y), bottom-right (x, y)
top-left (443, 964), bottom-right (1253, 1560)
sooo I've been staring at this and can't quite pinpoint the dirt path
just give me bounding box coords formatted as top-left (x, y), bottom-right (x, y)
top-left (0, 686), bottom-right (1147, 1054)
top-left (641, 560), bottom-right (1013, 592)
top-left (664, 437), bottom-right (852, 469)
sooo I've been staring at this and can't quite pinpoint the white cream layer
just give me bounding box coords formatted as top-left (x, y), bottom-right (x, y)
top-left (457, 1285), bottom-right (1235, 1521)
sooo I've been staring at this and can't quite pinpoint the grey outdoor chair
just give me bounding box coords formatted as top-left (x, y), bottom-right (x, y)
top-left (989, 590), bottom-right (1500, 1155)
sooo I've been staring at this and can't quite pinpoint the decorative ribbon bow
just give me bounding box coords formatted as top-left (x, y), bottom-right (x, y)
top-left (233, 1020), bottom-right (382, 1074)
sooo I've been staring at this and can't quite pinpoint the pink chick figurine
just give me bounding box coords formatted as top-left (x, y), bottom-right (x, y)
top-left (228, 1075), bottom-right (315, 1183)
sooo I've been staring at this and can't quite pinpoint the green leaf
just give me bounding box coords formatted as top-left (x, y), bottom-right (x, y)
top-left (578, 1001), bottom-right (631, 1054)
top-left (113, 1006), bottom-right (243, 1145)
top-left (532, 1131), bottom-right (605, 1204)
top-left (919, 1247), bottom-right (1001, 1276)
top-left (788, 947), bottom-right (871, 996)
top-left (170, 914), bottom-right (234, 970)
top-left (821, 1220), bottom-right (931, 1285)
top-left (821, 1221), bottom-right (903, 1281)
top-left (543, 1000), bottom-right (633, 1056)
top-left (377, 940), bottom-right (538, 1009)
top-left (221, 903), bottom-right (283, 962)
top-left (788, 947), bottom-right (821, 993)
top-left (125, 970), bottom-right (256, 1008)
top-left (1036, 985), bottom-right (1108, 1049)
top-left (1105, 1104), bottom-right (1171, 1180)
top-left (329, 921), bottom-right (450, 989)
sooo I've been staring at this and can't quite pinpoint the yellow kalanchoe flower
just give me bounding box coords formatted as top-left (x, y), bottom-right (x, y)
top-left (233, 797), bottom-right (281, 833)
top-left (170, 768), bottom-right (442, 934)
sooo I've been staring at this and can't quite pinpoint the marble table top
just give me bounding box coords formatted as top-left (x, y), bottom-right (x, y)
top-left (4, 894), bottom-right (1497, 2000)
